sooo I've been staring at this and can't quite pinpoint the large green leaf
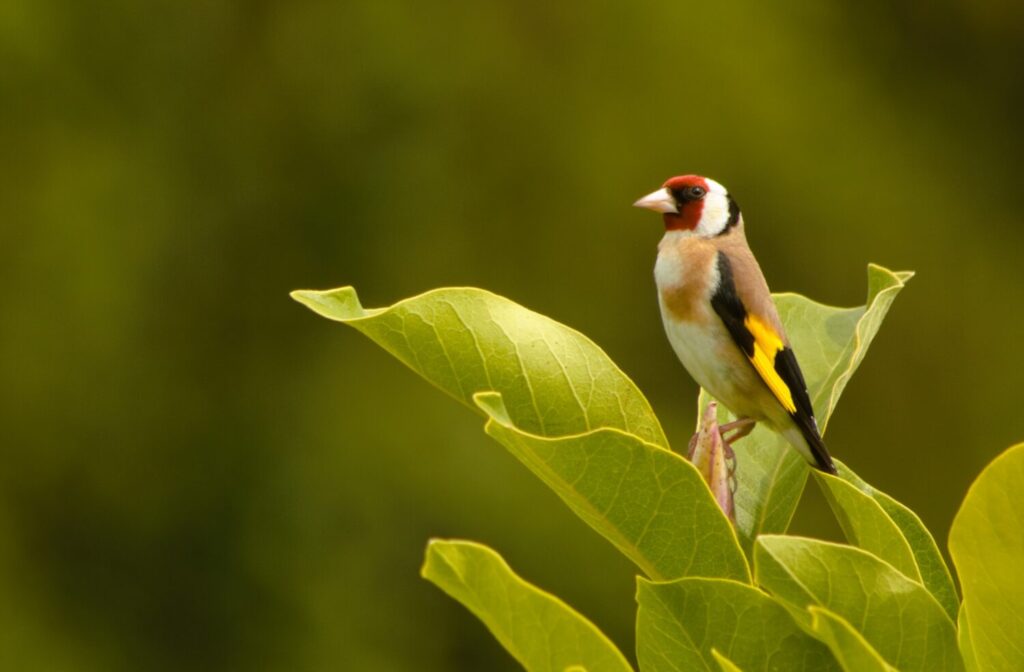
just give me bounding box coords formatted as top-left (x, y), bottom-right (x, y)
top-left (635, 576), bottom-right (838, 672)
top-left (824, 460), bottom-right (959, 621)
top-left (294, 284), bottom-right (748, 582)
top-left (755, 536), bottom-right (962, 672)
top-left (702, 265), bottom-right (912, 555)
top-left (291, 286), bottom-right (666, 445)
top-left (949, 443), bottom-right (1024, 672)
top-left (421, 540), bottom-right (633, 672)
top-left (476, 392), bottom-right (748, 583)
top-left (814, 469), bottom-right (920, 581)
top-left (808, 606), bottom-right (895, 672)
top-left (957, 603), bottom-right (979, 672)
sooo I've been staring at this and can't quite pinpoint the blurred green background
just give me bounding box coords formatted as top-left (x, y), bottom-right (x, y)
top-left (2, 1), bottom-right (1023, 669)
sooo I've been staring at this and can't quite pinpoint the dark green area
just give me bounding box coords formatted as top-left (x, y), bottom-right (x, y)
top-left (1, 1), bottom-right (1022, 669)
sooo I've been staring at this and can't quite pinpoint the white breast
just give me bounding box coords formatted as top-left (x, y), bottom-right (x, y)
top-left (659, 300), bottom-right (730, 391)
top-left (659, 302), bottom-right (771, 422)
top-left (655, 234), bottom-right (723, 388)
top-left (653, 230), bottom-right (692, 289)
top-left (655, 235), bottom-right (772, 423)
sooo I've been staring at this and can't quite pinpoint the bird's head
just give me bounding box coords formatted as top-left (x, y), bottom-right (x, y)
top-left (633, 175), bottom-right (740, 237)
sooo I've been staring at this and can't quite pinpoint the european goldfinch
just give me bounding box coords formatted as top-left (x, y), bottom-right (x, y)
top-left (634, 175), bottom-right (837, 474)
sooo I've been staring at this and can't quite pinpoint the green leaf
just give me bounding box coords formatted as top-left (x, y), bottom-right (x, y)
top-left (807, 606), bottom-right (896, 672)
top-left (294, 284), bottom-right (749, 582)
top-left (291, 286), bottom-right (667, 445)
top-left (957, 603), bottom-right (979, 672)
top-left (814, 469), bottom-right (920, 581)
top-left (828, 460), bottom-right (959, 621)
top-left (711, 650), bottom-right (744, 672)
top-left (755, 536), bottom-right (962, 672)
top-left (812, 266), bottom-right (916, 426)
top-left (421, 540), bottom-right (633, 672)
top-left (476, 392), bottom-right (749, 583)
top-left (635, 576), bottom-right (838, 672)
top-left (702, 265), bottom-right (912, 555)
top-left (948, 443), bottom-right (1024, 672)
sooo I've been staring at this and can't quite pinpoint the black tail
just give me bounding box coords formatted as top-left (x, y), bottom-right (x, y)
top-left (795, 415), bottom-right (837, 474)
top-left (768, 344), bottom-right (837, 474)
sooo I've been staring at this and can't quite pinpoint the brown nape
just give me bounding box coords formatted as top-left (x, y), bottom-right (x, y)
top-left (714, 226), bottom-right (786, 337)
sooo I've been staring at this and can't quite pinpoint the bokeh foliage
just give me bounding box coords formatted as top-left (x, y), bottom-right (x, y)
top-left (1, 1), bottom-right (1023, 669)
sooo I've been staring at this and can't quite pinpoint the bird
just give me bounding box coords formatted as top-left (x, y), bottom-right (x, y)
top-left (633, 175), bottom-right (837, 474)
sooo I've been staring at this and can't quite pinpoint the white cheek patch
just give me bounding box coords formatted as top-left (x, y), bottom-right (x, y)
top-left (705, 178), bottom-right (726, 192)
top-left (695, 192), bottom-right (732, 237)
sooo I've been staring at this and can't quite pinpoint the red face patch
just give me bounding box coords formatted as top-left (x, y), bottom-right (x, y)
top-left (661, 175), bottom-right (709, 231)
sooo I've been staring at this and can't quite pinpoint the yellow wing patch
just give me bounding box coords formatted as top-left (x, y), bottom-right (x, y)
top-left (743, 315), bottom-right (797, 413)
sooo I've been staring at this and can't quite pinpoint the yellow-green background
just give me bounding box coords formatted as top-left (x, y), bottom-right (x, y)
top-left (2, 2), bottom-right (1022, 669)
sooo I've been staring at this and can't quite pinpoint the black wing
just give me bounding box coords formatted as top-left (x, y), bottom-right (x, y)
top-left (710, 252), bottom-right (836, 473)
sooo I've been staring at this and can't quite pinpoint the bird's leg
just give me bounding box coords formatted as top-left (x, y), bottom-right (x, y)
top-left (716, 419), bottom-right (752, 501)
top-left (719, 417), bottom-right (756, 444)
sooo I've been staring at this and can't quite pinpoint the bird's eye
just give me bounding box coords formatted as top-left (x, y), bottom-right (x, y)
top-left (687, 186), bottom-right (706, 199)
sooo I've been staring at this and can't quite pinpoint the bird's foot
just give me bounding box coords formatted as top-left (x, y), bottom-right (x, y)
top-left (719, 417), bottom-right (756, 444)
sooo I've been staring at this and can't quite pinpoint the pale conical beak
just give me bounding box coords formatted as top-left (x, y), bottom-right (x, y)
top-left (633, 187), bottom-right (678, 214)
